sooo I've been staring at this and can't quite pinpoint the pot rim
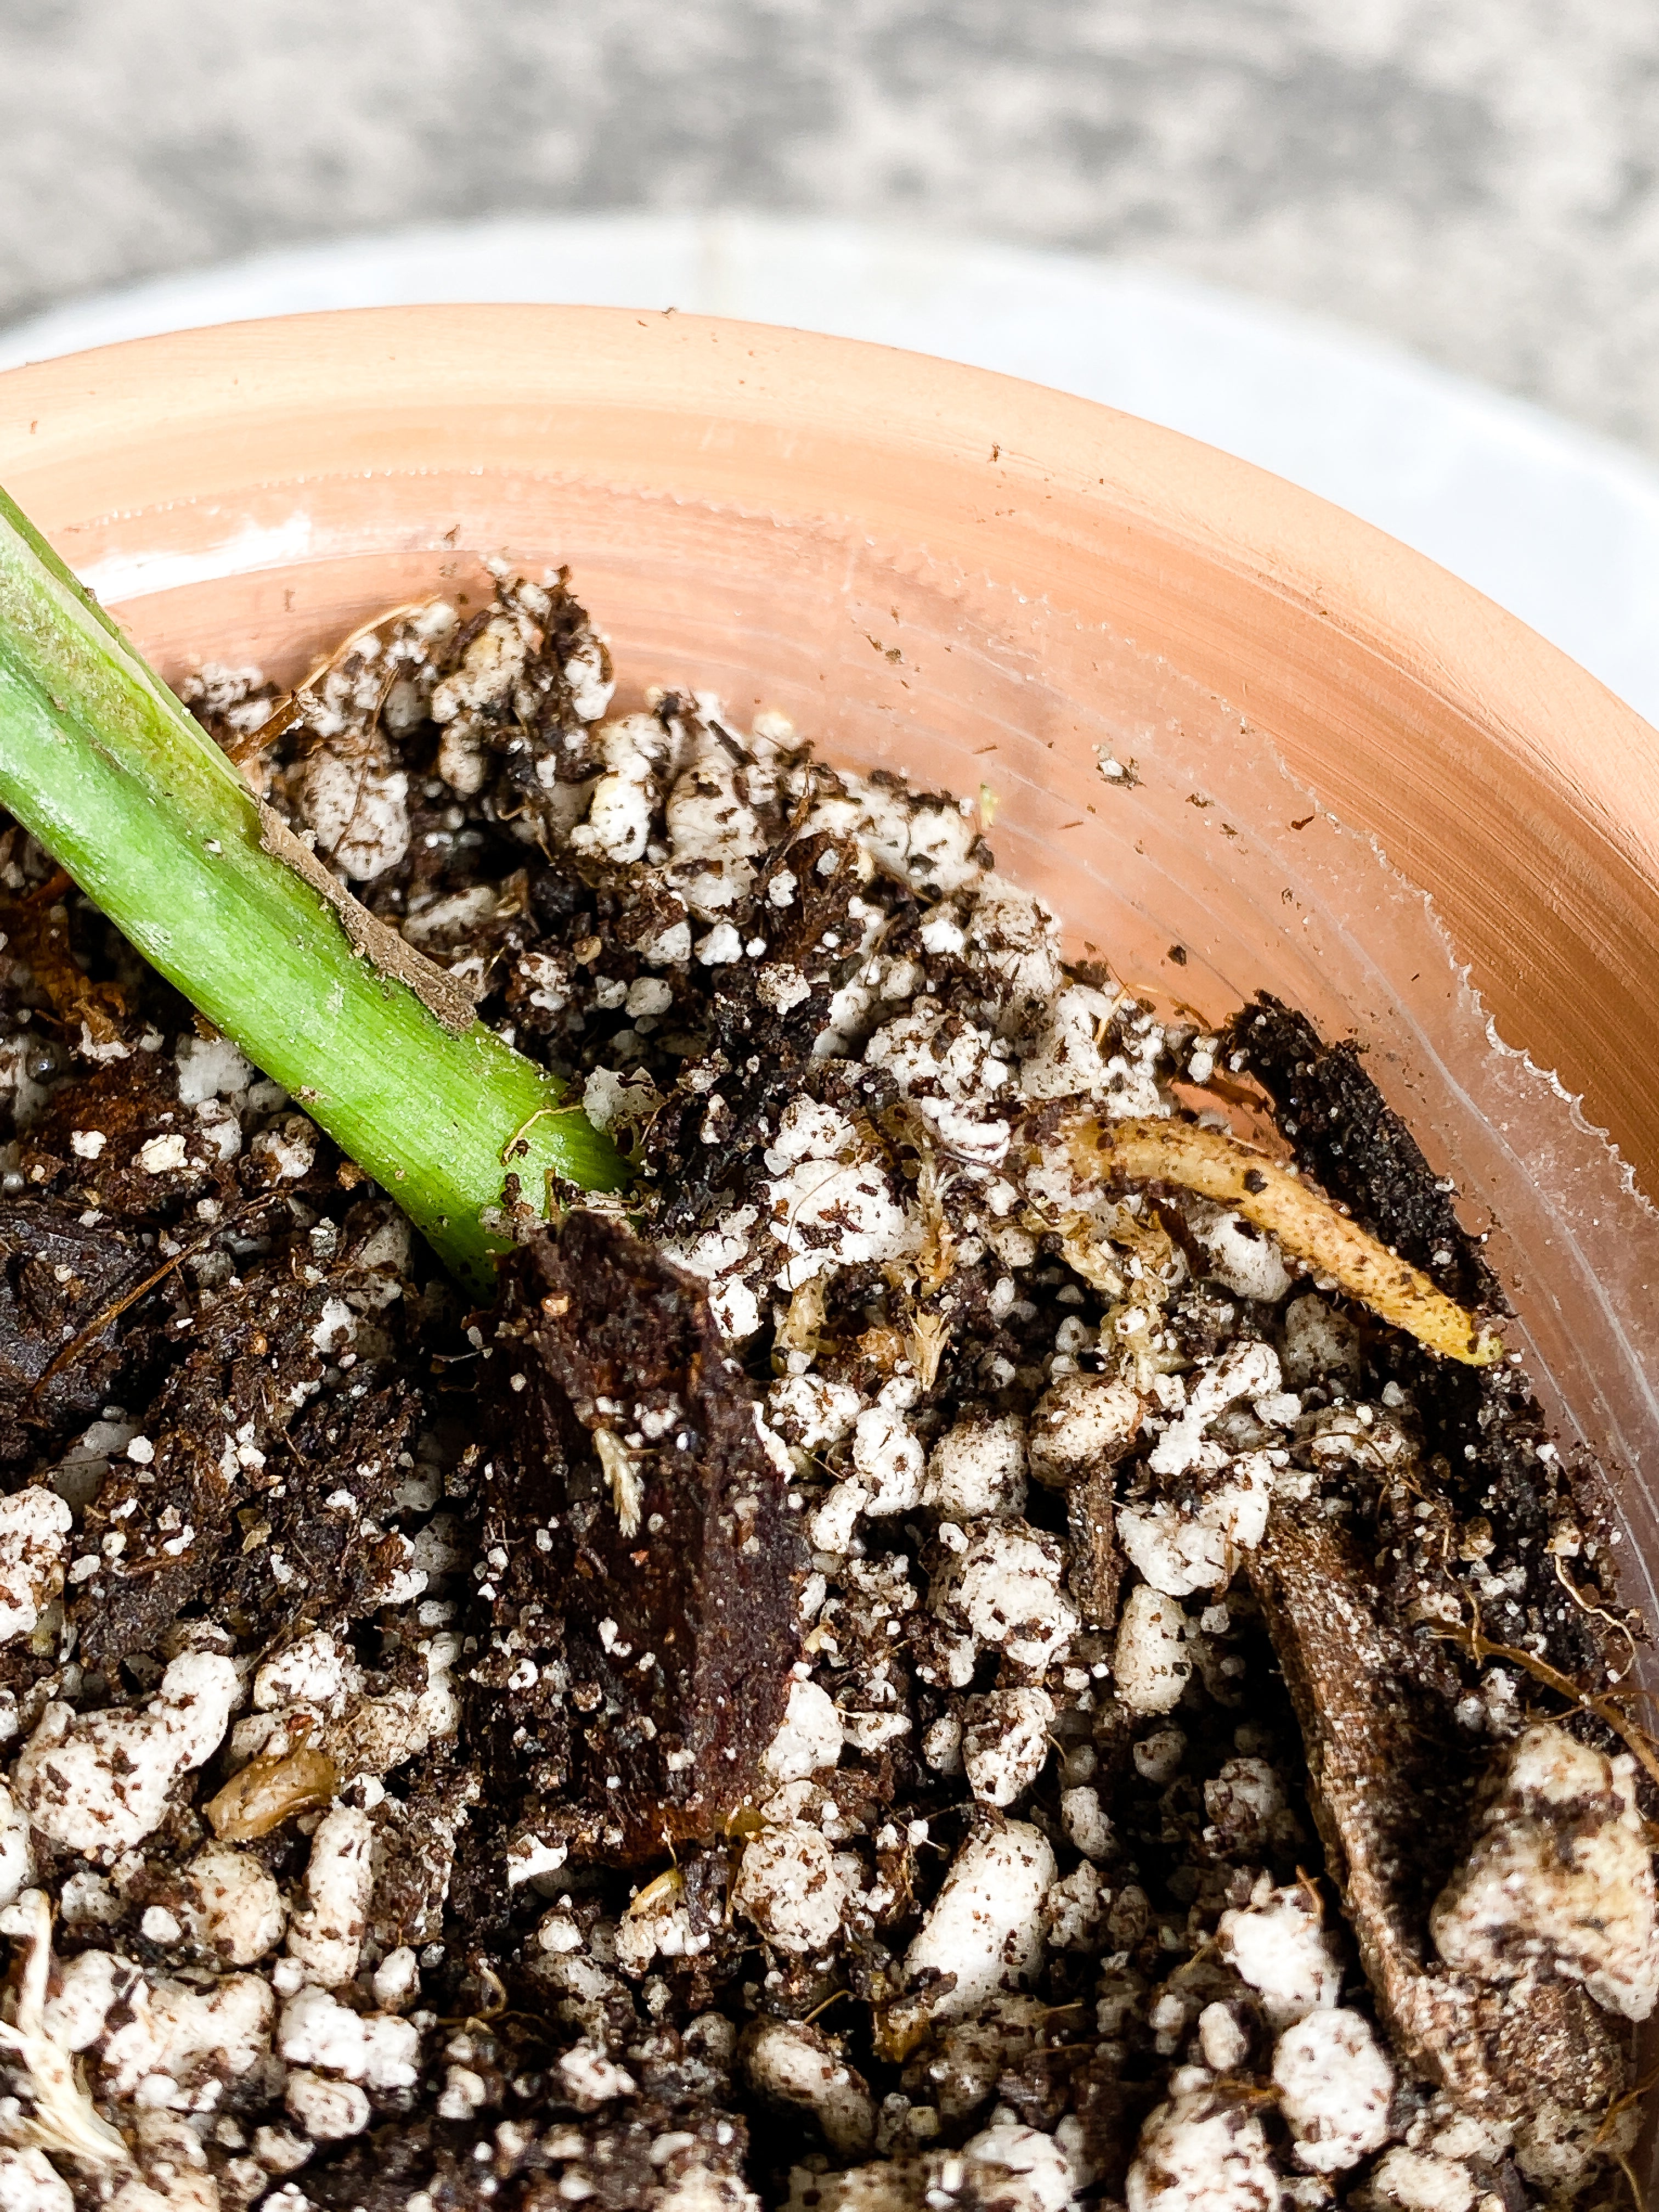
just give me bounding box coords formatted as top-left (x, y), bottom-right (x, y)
top-left (2, 301), bottom-right (1656, 1199)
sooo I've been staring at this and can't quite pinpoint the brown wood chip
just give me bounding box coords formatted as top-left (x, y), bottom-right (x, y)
top-left (1250, 1509), bottom-right (1627, 2117)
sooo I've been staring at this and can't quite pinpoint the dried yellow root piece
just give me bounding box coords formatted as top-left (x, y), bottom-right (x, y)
top-left (1069, 1114), bottom-right (1503, 1367)
top-left (205, 1742), bottom-right (340, 1842)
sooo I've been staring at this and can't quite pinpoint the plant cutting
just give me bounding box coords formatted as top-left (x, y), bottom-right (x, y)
top-left (0, 485), bottom-right (628, 1297)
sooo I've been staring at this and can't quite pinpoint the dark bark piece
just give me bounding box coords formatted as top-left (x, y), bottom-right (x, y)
top-left (1249, 1511), bottom-right (1626, 2117)
top-left (1066, 1464), bottom-right (1122, 1628)
top-left (71, 1261), bottom-right (416, 1666)
top-left (480, 1211), bottom-right (806, 1865)
top-left (1225, 993), bottom-right (1499, 1308)
top-left (0, 1199), bottom-right (161, 1465)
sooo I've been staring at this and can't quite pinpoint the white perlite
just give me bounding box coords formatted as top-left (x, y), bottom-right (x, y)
top-left (180, 1843), bottom-right (285, 1966)
top-left (905, 1822), bottom-right (1055, 2022)
top-left (1147, 1341), bottom-right (1282, 1481)
top-left (14, 1652), bottom-right (239, 1855)
top-left (1113, 1584), bottom-right (1193, 1716)
top-left (1271, 2007), bottom-right (1394, 2172)
top-left (286, 2068), bottom-right (371, 2141)
top-left (1044, 1860), bottom-right (1110, 1952)
top-left (766, 1372), bottom-right (861, 1452)
top-left (0, 1489), bottom-right (72, 1645)
top-left (0, 2147), bottom-right (74, 2212)
top-left (1127, 2085), bottom-right (1280, 2212)
top-left (557, 2042), bottom-right (638, 2109)
top-left (1429, 1720), bottom-right (1659, 2020)
top-left (1197, 2002), bottom-right (1250, 2075)
top-left (1217, 1881), bottom-right (1345, 2029)
top-left (932, 1521), bottom-right (1077, 1671)
top-left (0, 1785), bottom-right (34, 1912)
top-left (952, 2121), bottom-right (1077, 2212)
top-left (1061, 1785), bottom-right (1113, 1862)
top-left (731, 1822), bottom-right (848, 1955)
top-left (924, 1409), bottom-right (1029, 1520)
top-left (1179, 1194), bottom-right (1294, 1305)
top-left (253, 1630), bottom-right (362, 1714)
top-left (276, 1986), bottom-right (421, 2090)
top-left (1116, 1452), bottom-right (1274, 1599)
top-left (851, 1404), bottom-right (927, 1516)
top-left (1372, 2146), bottom-right (1476, 2212)
top-left (99, 1972), bottom-right (274, 2107)
top-left (1028, 1373), bottom-right (1140, 1489)
top-left (286, 1805), bottom-right (375, 1988)
top-left (961, 1688), bottom-right (1054, 1809)
top-left (761, 1678), bottom-right (844, 1785)
top-left (742, 2017), bottom-right (874, 2159)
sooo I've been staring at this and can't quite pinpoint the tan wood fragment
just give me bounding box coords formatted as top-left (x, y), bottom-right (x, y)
top-left (1250, 1510), bottom-right (1626, 2118)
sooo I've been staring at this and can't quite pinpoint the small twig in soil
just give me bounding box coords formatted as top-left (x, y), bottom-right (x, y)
top-left (33, 1195), bottom-right (285, 1392)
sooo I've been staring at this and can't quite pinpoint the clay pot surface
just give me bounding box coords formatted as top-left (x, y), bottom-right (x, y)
top-left (2, 304), bottom-right (1656, 1592)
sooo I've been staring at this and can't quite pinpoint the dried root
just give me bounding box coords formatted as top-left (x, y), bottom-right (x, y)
top-left (1435, 1620), bottom-right (1659, 1790)
top-left (908, 1307), bottom-right (951, 1392)
top-left (1070, 1114), bottom-right (1503, 1366)
top-left (0, 1890), bottom-right (130, 2169)
top-left (205, 1736), bottom-right (339, 1842)
top-left (594, 1428), bottom-right (645, 1539)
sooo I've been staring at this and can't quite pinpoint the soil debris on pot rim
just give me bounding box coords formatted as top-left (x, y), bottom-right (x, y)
top-left (0, 561), bottom-right (1645, 2212)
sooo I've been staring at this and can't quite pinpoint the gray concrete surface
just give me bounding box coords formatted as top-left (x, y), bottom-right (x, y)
top-left (3, 0), bottom-right (1657, 453)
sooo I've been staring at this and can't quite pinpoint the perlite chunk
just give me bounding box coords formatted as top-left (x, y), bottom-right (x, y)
top-left (1217, 1881), bottom-right (1344, 2029)
top-left (1271, 2007), bottom-right (1395, 2172)
top-left (1116, 1453), bottom-right (1274, 1598)
top-left (930, 1521), bottom-right (1077, 1671)
top-left (285, 1805), bottom-right (375, 1989)
top-left (1113, 1584), bottom-right (1193, 1715)
top-left (731, 1822), bottom-right (848, 1955)
top-left (1027, 1372), bottom-right (1140, 1491)
top-left (925, 1409), bottom-right (1028, 1518)
top-left (760, 1678), bottom-right (844, 1785)
top-left (741, 2016), bottom-right (875, 2158)
top-left (0, 2148), bottom-right (74, 2212)
top-left (1430, 1721), bottom-right (1659, 2021)
top-left (179, 1843), bottom-right (285, 1966)
top-left (904, 1822), bottom-right (1054, 2023)
top-left (0, 1489), bottom-right (72, 1645)
top-left (98, 1972), bottom-right (274, 2107)
top-left (276, 1985), bottom-right (421, 2090)
top-left (14, 1652), bottom-right (238, 1856)
top-left (961, 1688), bottom-right (1054, 1808)
top-left (1127, 2086), bottom-right (1279, 2212)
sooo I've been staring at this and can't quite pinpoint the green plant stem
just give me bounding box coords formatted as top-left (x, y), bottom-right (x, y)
top-left (0, 483), bottom-right (629, 1294)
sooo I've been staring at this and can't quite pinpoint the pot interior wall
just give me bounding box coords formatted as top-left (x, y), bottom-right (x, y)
top-left (108, 471), bottom-right (1659, 1643)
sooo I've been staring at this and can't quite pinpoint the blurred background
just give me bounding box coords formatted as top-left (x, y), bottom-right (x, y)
top-left (3, 0), bottom-right (1657, 713)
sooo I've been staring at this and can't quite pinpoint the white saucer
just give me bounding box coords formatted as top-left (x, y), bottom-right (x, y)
top-left (5, 211), bottom-right (1659, 730)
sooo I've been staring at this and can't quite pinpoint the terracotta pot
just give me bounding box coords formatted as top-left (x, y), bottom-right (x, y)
top-left (2, 305), bottom-right (1656, 1607)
